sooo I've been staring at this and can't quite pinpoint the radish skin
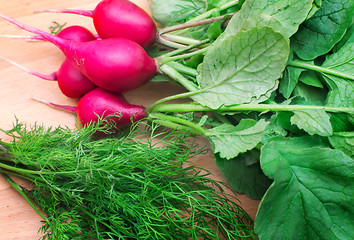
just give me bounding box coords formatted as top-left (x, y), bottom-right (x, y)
top-left (56, 25), bottom-right (97, 42)
top-left (0, 14), bottom-right (158, 93)
top-left (35, 0), bottom-right (157, 48)
top-left (0, 25), bottom-right (98, 98)
top-left (33, 88), bottom-right (147, 128)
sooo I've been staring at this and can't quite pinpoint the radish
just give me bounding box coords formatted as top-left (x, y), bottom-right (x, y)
top-left (34, 88), bottom-right (147, 128)
top-left (56, 25), bottom-right (97, 41)
top-left (0, 25), bottom-right (98, 98)
top-left (0, 14), bottom-right (158, 93)
top-left (0, 57), bottom-right (96, 98)
top-left (35, 0), bottom-right (157, 48)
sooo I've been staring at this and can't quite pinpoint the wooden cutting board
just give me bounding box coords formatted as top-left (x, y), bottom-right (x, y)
top-left (0, 1), bottom-right (260, 239)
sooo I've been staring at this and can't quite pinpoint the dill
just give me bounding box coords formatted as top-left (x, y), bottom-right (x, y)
top-left (0, 121), bottom-right (256, 239)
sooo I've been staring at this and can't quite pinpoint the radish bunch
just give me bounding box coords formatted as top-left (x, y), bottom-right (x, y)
top-left (0, 0), bottom-right (158, 129)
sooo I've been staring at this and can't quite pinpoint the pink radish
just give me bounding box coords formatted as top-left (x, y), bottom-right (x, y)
top-left (0, 57), bottom-right (96, 98)
top-left (0, 14), bottom-right (158, 93)
top-left (56, 25), bottom-right (97, 41)
top-left (0, 25), bottom-right (98, 98)
top-left (35, 0), bottom-right (157, 48)
top-left (33, 88), bottom-right (147, 128)
top-left (55, 59), bottom-right (97, 98)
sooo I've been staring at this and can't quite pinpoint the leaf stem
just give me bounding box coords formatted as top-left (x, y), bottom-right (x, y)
top-left (166, 61), bottom-right (198, 77)
top-left (150, 103), bottom-right (354, 114)
top-left (149, 113), bottom-right (207, 135)
top-left (158, 39), bottom-right (210, 58)
top-left (159, 63), bottom-right (198, 91)
top-left (159, 48), bottom-right (208, 65)
top-left (159, 13), bottom-right (233, 35)
top-left (157, 35), bottom-right (187, 49)
top-left (162, 34), bottom-right (202, 45)
top-left (288, 60), bottom-right (354, 81)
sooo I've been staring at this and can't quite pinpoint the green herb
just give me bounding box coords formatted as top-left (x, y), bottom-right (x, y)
top-left (49, 21), bottom-right (67, 35)
top-left (0, 121), bottom-right (256, 240)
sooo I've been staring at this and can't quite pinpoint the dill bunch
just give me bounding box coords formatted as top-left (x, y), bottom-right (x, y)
top-left (0, 121), bottom-right (256, 240)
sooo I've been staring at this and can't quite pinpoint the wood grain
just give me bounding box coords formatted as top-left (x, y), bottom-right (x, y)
top-left (0, 1), bottom-right (260, 239)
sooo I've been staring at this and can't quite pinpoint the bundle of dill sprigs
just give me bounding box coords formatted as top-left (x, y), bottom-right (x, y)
top-left (0, 121), bottom-right (256, 240)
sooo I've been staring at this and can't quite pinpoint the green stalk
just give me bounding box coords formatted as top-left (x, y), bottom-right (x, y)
top-left (149, 113), bottom-right (208, 135)
top-left (157, 35), bottom-right (187, 49)
top-left (150, 103), bottom-right (354, 114)
top-left (158, 38), bottom-right (210, 58)
top-left (159, 47), bottom-right (208, 65)
top-left (2, 173), bottom-right (47, 221)
top-left (288, 60), bottom-right (354, 81)
top-left (162, 34), bottom-right (202, 45)
top-left (166, 61), bottom-right (198, 77)
top-left (0, 161), bottom-right (44, 176)
top-left (159, 13), bottom-right (233, 35)
top-left (159, 64), bottom-right (198, 91)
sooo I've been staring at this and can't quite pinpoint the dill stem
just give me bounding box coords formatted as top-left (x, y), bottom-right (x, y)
top-left (1, 173), bottom-right (47, 221)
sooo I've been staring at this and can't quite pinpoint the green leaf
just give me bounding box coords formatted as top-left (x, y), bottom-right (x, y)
top-left (321, 42), bottom-right (354, 107)
top-left (207, 119), bottom-right (269, 159)
top-left (328, 132), bottom-right (354, 157)
top-left (256, 137), bottom-right (354, 240)
top-left (224, 0), bottom-right (314, 38)
top-left (279, 66), bottom-right (305, 99)
top-left (151, 0), bottom-right (206, 26)
top-left (299, 71), bottom-right (324, 88)
top-left (306, 0), bottom-right (322, 19)
top-left (330, 113), bottom-right (354, 132)
top-left (291, 109), bottom-right (333, 136)
top-left (293, 82), bottom-right (327, 106)
top-left (333, 23), bottom-right (354, 52)
top-left (215, 151), bottom-right (272, 200)
top-left (192, 27), bottom-right (289, 109)
top-left (291, 0), bottom-right (354, 60)
top-left (260, 136), bottom-right (328, 178)
top-left (206, 21), bottom-right (223, 41)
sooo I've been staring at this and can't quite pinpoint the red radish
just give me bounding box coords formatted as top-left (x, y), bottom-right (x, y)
top-left (0, 57), bottom-right (96, 98)
top-left (56, 25), bottom-right (97, 41)
top-left (0, 14), bottom-right (158, 93)
top-left (35, 0), bottom-right (157, 48)
top-left (33, 88), bottom-right (147, 128)
top-left (55, 59), bottom-right (97, 98)
top-left (0, 25), bottom-right (98, 98)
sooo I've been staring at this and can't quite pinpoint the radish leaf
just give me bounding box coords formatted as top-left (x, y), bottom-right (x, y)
top-left (224, 0), bottom-right (315, 38)
top-left (256, 136), bottom-right (354, 240)
top-left (192, 27), bottom-right (289, 109)
top-left (328, 132), bottom-right (354, 157)
top-left (291, 110), bottom-right (333, 136)
top-left (206, 119), bottom-right (269, 159)
top-left (322, 42), bottom-right (354, 107)
top-left (151, 0), bottom-right (206, 26)
top-left (291, 0), bottom-right (354, 60)
top-left (280, 66), bottom-right (305, 98)
top-left (215, 151), bottom-right (272, 200)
